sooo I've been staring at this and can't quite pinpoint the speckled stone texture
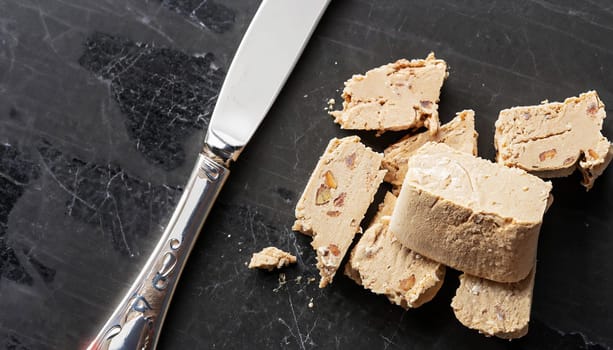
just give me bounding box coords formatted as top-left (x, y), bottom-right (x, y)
top-left (0, 0), bottom-right (612, 349)
top-left (79, 32), bottom-right (224, 170)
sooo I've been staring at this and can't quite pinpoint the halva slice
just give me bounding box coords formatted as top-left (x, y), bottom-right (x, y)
top-left (383, 110), bottom-right (478, 189)
top-left (345, 192), bottom-right (445, 309)
top-left (495, 91), bottom-right (613, 190)
top-left (451, 268), bottom-right (536, 339)
top-left (329, 53), bottom-right (447, 133)
top-left (293, 136), bottom-right (386, 288)
top-left (389, 142), bottom-right (552, 283)
top-left (248, 247), bottom-right (297, 271)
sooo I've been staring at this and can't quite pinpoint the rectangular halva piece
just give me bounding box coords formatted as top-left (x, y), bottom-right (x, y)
top-left (293, 136), bottom-right (386, 288)
top-left (329, 53), bottom-right (447, 133)
top-left (345, 192), bottom-right (445, 309)
top-left (383, 109), bottom-right (478, 190)
top-left (495, 91), bottom-right (613, 190)
top-left (389, 142), bottom-right (552, 283)
top-left (451, 268), bottom-right (536, 339)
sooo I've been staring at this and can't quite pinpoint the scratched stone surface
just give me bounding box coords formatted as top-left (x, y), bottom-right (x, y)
top-left (1, 0), bottom-right (613, 349)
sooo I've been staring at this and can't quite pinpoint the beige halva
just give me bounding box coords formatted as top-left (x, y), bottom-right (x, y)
top-left (247, 54), bottom-right (612, 340)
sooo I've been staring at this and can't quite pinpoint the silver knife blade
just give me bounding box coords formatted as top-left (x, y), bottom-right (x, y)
top-left (207, 0), bottom-right (331, 156)
top-left (87, 1), bottom-right (329, 349)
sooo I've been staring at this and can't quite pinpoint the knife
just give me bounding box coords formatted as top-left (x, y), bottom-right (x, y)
top-left (87, 1), bottom-right (330, 349)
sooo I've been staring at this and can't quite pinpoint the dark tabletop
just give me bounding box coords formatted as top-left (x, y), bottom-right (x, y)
top-left (1, 0), bottom-right (612, 349)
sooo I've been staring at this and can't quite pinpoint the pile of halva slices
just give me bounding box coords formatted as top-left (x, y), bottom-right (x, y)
top-left (251, 53), bottom-right (613, 339)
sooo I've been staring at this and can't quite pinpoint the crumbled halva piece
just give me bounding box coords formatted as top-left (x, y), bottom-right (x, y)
top-left (495, 91), bottom-right (613, 190)
top-left (390, 142), bottom-right (552, 283)
top-left (451, 268), bottom-right (536, 339)
top-left (293, 136), bottom-right (386, 288)
top-left (248, 247), bottom-right (297, 271)
top-left (329, 53), bottom-right (447, 134)
top-left (383, 110), bottom-right (478, 190)
top-left (345, 193), bottom-right (445, 308)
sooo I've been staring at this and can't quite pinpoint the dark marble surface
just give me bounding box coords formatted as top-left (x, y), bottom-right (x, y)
top-left (1, 0), bottom-right (612, 349)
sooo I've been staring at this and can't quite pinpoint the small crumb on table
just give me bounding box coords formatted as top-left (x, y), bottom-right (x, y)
top-left (248, 247), bottom-right (297, 271)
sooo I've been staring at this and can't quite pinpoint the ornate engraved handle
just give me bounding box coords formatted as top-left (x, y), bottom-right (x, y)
top-left (87, 153), bottom-right (229, 350)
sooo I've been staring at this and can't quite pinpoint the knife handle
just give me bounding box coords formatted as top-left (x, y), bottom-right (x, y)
top-left (87, 153), bottom-right (229, 350)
